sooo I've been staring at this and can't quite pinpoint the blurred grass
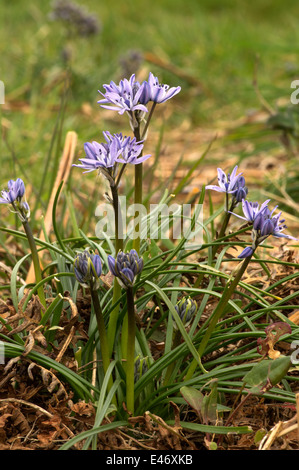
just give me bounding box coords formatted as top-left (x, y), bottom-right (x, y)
top-left (1, 0), bottom-right (299, 219)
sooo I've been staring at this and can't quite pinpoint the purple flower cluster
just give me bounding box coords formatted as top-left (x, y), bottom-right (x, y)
top-left (73, 131), bottom-right (151, 174)
top-left (232, 199), bottom-right (270, 224)
top-left (206, 165), bottom-right (296, 259)
top-left (174, 296), bottom-right (197, 328)
top-left (50, 0), bottom-right (101, 37)
top-left (206, 165), bottom-right (248, 208)
top-left (206, 166), bottom-right (243, 194)
top-left (253, 205), bottom-right (297, 241)
top-left (0, 178), bottom-right (30, 221)
top-left (141, 72), bottom-right (182, 105)
top-left (98, 75), bottom-right (148, 116)
top-left (74, 249), bottom-right (102, 287)
top-left (98, 72), bottom-right (181, 117)
top-left (237, 200), bottom-right (297, 258)
top-left (74, 72), bottom-right (180, 178)
top-left (108, 249), bottom-right (143, 289)
top-left (0, 178), bottom-right (25, 204)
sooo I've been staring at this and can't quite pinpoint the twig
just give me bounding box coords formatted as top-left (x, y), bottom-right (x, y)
top-left (0, 398), bottom-right (53, 418)
top-left (54, 325), bottom-right (75, 364)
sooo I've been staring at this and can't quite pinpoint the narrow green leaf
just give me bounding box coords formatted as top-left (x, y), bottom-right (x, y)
top-left (167, 420), bottom-right (253, 435)
top-left (58, 421), bottom-right (128, 450)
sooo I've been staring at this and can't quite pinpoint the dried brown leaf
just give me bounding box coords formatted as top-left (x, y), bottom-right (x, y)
top-left (11, 407), bottom-right (30, 435)
top-left (0, 412), bottom-right (12, 429)
top-left (23, 331), bottom-right (35, 356)
top-left (71, 401), bottom-right (95, 417)
top-left (4, 356), bottom-right (20, 374)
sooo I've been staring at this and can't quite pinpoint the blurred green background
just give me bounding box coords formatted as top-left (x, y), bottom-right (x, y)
top-left (1, 0), bottom-right (299, 227)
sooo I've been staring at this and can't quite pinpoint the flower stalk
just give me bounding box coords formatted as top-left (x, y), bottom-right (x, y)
top-left (133, 123), bottom-right (143, 254)
top-left (0, 178), bottom-right (46, 310)
top-left (107, 181), bottom-right (123, 356)
top-left (90, 284), bottom-right (116, 407)
top-left (125, 285), bottom-right (136, 414)
top-left (207, 166), bottom-right (249, 260)
top-left (132, 102), bottom-right (156, 253)
top-left (74, 250), bottom-right (115, 401)
top-left (107, 250), bottom-right (143, 414)
top-left (89, 280), bottom-right (112, 378)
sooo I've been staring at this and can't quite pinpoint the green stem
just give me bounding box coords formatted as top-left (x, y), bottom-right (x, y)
top-left (22, 219), bottom-right (46, 310)
top-left (141, 102), bottom-right (156, 140)
top-left (107, 183), bottom-right (123, 357)
top-left (211, 198), bottom-right (235, 259)
top-left (110, 182), bottom-right (123, 254)
top-left (184, 254), bottom-right (253, 381)
top-left (133, 124), bottom-right (142, 254)
top-left (108, 281), bottom-right (122, 358)
top-left (115, 163), bottom-right (127, 188)
top-left (90, 283), bottom-right (115, 404)
top-left (90, 284), bottom-right (111, 375)
top-left (126, 286), bottom-right (136, 415)
top-left (132, 103), bottom-right (156, 254)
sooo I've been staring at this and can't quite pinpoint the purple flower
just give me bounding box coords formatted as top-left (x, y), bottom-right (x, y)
top-left (103, 131), bottom-right (151, 163)
top-left (257, 209), bottom-right (297, 241)
top-left (73, 132), bottom-right (152, 174)
top-left (74, 249), bottom-right (102, 287)
top-left (49, 0), bottom-right (101, 37)
top-left (206, 166), bottom-right (244, 195)
top-left (73, 132), bottom-right (123, 173)
top-left (237, 203), bottom-right (297, 258)
top-left (0, 178), bottom-right (30, 221)
top-left (232, 176), bottom-right (248, 204)
top-left (97, 74), bottom-right (149, 116)
top-left (97, 72), bottom-right (181, 120)
top-left (232, 199), bottom-right (271, 224)
top-left (108, 249), bottom-right (143, 289)
top-left (115, 136), bottom-right (151, 164)
top-left (0, 178), bottom-right (25, 205)
top-left (238, 246), bottom-right (254, 259)
top-left (141, 72), bottom-right (181, 104)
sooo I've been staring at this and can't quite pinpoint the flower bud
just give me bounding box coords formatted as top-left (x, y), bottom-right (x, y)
top-left (253, 212), bottom-right (264, 231)
top-left (234, 186), bottom-right (248, 203)
top-left (108, 249), bottom-right (143, 289)
top-left (260, 219), bottom-right (274, 237)
top-left (173, 296), bottom-right (197, 328)
top-left (8, 178), bottom-right (25, 200)
top-left (74, 250), bottom-right (102, 287)
top-left (0, 178), bottom-right (30, 222)
top-left (134, 356), bottom-right (149, 383)
top-left (238, 246), bottom-right (254, 259)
